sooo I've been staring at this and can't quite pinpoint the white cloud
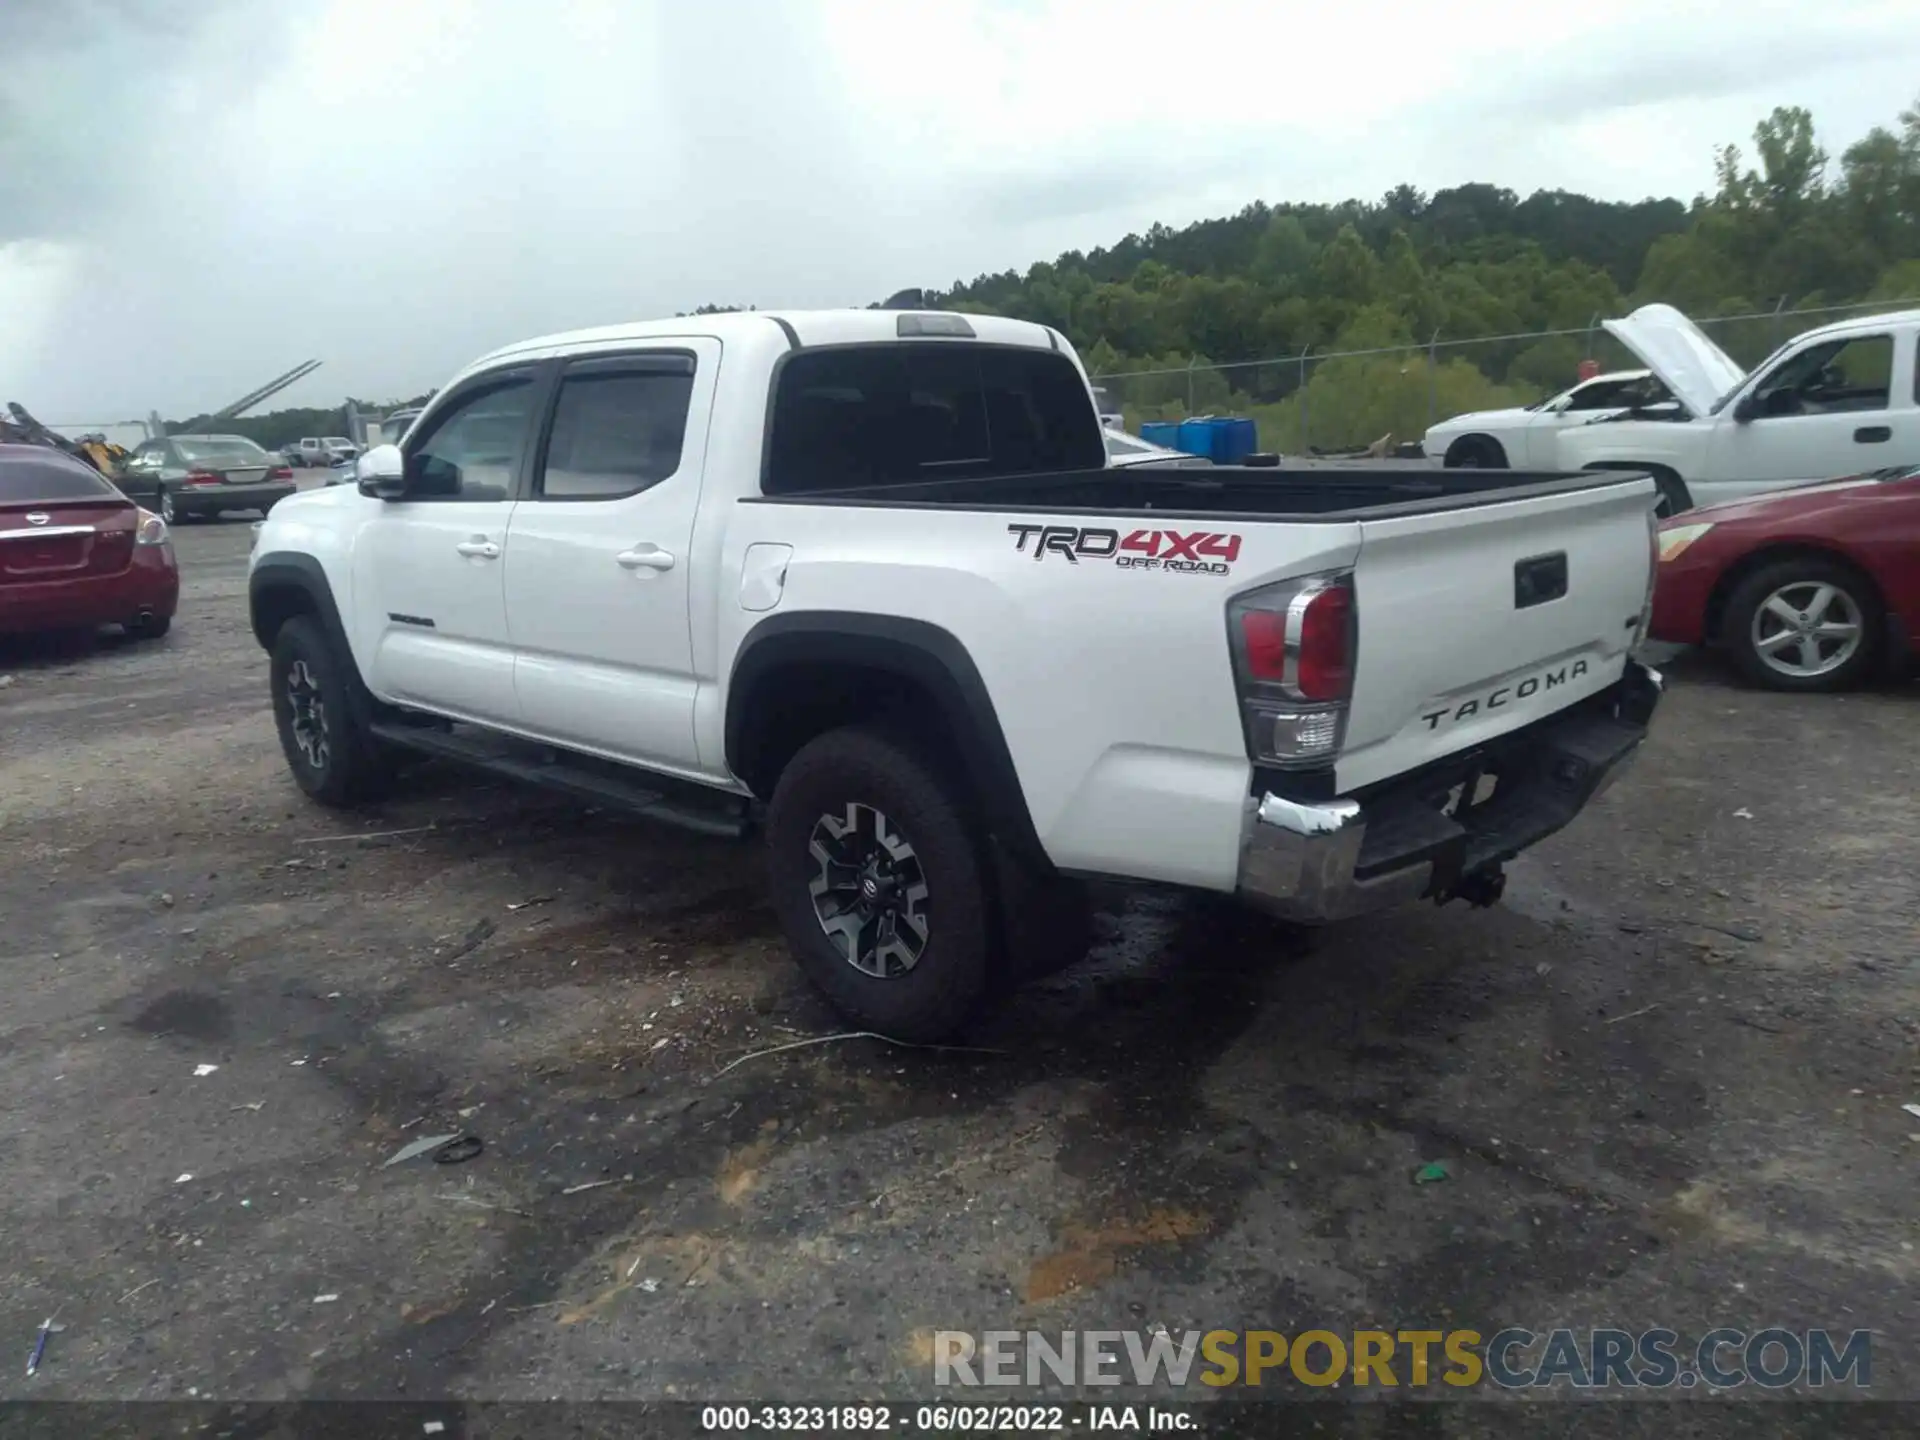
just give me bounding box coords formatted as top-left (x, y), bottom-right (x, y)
top-left (1, 0), bottom-right (1916, 418)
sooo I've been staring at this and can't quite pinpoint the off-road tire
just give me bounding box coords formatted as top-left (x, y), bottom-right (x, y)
top-left (765, 726), bottom-right (994, 1043)
top-left (269, 616), bottom-right (397, 805)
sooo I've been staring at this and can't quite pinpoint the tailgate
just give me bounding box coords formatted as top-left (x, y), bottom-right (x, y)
top-left (1337, 474), bottom-right (1655, 791)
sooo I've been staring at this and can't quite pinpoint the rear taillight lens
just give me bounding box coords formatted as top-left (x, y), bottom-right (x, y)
top-left (270, 466), bottom-right (293, 480)
top-left (135, 509), bottom-right (169, 546)
top-left (1295, 585), bottom-right (1353, 700)
top-left (185, 469), bottom-right (221, 486)
top-left (1227, 572), bottom-right (1356, 767)
top-left (1238, 610), bottom-right (1289, 680)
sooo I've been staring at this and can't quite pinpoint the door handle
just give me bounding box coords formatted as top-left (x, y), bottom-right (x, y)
top-left (616, 545), bottom-right (675, 572)
top-left (455, 538), bottom-right (500, 559)
top-left (1854, 425), bottom-right (1892, 443)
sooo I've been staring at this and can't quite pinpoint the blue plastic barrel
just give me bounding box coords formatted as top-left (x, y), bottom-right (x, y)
top-left (1139, 421), bottom-right (1181, 449)
top-left (1216, 417), bottom-right (1258, 463)
top-left (1167, 415), bottom-right (1259, 462)
top-left (1176, 416), bottom-right (1217, 458)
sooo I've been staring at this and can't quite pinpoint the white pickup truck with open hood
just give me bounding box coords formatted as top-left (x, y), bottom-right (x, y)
top-left (1555, 303), bottom-right (1920, 515)
top-left (248, 308), bottom-right (1664, 1040)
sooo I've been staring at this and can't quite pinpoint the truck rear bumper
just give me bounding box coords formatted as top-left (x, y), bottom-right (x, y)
top-left (1237, 660), bottom-right (1663, 923)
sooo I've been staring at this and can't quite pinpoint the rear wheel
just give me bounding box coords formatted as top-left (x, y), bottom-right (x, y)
top-left (1723, 558), bottom-right (1879, 693)
top-left (269, 616), bottom-right (396, 804)
top-left (765, 726), bottom-right (994, 1043)
top-left (157, 488), bottom-right (176, 526)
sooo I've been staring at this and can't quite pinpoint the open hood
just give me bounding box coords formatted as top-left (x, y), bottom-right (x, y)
top-left (1600, 304), bottom-right (1745, 417)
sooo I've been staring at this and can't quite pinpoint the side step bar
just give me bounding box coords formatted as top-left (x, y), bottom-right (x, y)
top-left (368, 720), bottom-right (753, 840)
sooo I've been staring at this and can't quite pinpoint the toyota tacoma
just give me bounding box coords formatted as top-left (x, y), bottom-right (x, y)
top-left (249, 308), bottom-right (1664, 1040)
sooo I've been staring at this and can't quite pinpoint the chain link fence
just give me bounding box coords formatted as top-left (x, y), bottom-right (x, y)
top-left (1092, 296), bottom-right (1920, 456)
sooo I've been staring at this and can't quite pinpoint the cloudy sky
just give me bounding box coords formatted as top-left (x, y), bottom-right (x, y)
top-left (4, 0), bottom-right (1918, 422)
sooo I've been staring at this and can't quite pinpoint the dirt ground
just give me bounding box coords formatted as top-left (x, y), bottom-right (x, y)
top-left (1, 517), bottom-right (1915, 1413)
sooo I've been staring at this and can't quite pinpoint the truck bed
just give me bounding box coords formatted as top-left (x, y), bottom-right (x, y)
top-left (747, 463), bottom-right (1641, 522)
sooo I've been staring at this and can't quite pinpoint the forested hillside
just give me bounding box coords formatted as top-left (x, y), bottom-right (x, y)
top-left (923, 100), bottom-right (1920, 447)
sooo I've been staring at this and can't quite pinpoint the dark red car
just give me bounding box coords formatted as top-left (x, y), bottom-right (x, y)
top-left (1, 443), bottom-right (179, 641)
top-left (1649, 463), bottom-right (1920, 691)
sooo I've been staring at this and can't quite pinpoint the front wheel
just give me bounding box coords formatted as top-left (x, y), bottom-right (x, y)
top-left (1443, 436), bottom-right (1507, 469)
top-left (157, 488), bottom-right (176, 526)
top-left (1723, 558), bottom-right (1879, 693)
top-left (269, 616), bottom-right (396, 804)
top-left (764, 727), bottom-right (993, 1043)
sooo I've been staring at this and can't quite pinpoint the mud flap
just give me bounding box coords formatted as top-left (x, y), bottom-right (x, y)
top-left (990, 847), bottom-right (1092, 984)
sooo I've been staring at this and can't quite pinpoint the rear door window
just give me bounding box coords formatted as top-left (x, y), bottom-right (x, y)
top-left (535, 356), bottom-right (695, 500)
top-left (0, 451), bottom-right (121, 503)
top-left (764, 344), bottom-right (1105, 494)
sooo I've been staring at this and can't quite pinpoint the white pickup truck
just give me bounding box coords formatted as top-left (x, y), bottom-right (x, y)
top-left (248, 309), bottom-right (1664, 1040)
top-left (1556, 303), bottom-right (1920, 514)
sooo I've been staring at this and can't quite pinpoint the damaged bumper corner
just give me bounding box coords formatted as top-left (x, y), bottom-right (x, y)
top-left (1237, 660), bottom-right (1662, 924)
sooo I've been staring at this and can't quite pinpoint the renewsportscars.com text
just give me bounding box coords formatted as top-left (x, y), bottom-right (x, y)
top-left (932, 1328), bottom-right (1872, 1390)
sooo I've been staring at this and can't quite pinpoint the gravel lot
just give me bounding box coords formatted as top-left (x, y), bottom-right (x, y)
top-left (1, 516), bottom-right (1915, 1411)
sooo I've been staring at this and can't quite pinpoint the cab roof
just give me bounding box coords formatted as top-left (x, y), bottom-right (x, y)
top-left (1795, 307), bottom-right (1920, 343)
top-left (467, 309), bottom-right (1062, 372)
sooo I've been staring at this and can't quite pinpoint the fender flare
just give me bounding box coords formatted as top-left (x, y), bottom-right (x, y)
top-left (248, 551), bottom-right (377, 724)
top-left (725, 611), bottom-right (1046, 867)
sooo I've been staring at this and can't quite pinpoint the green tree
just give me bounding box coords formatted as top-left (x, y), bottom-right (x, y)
top-left (1313, 224), bottom-right (1380, 310)
top-left (1251, 215), bottom-right (1316, 285)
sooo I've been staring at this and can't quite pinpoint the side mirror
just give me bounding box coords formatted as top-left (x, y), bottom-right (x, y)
top-left (355, 443), bottom-right (407, 499)
top-left (1732, 392), bottom-right (1759, 424)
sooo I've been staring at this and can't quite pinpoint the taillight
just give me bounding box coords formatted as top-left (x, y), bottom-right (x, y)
top-left (135, 509), bottom-right (170, 546)
top-left (270, 466), bottom-right (293, 480)
top-left (1295, 585), bottom-right (1353, 700)
top-left (1227, 572), bottom-right (1356, 768)
top-left (1238, 611), bottom-right (1289, 679)
top-left (185, 469), bottom-right (222, 486)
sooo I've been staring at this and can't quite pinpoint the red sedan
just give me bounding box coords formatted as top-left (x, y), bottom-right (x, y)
top-left (1, 443), bottom-right (179, 641)
top-left (1650, 463), bottom-right (1920, 691)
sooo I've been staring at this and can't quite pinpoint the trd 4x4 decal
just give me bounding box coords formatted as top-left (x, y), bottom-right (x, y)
top-left (1008, 524), bottom-right (1241, 575)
